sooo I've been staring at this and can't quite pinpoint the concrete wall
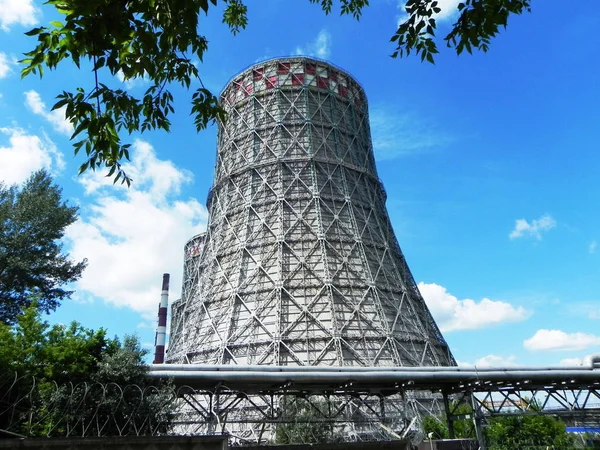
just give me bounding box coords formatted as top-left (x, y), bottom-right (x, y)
top-left (0, 436), bottom-right (472, 450)
top-left (243, 441), bottom-right (412, 450)
top-left (416, 439), bottom-right (478, 450)
top-left (0, 436), bottom-right (228, 450)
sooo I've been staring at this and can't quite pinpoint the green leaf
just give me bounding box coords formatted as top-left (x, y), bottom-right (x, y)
top-left (78, 161), bottom-right (89, 174)
top-left (199, 0), bottom-right (209, 13)
top-left (24, 27), bottom-right (44, 36)
top-left (106, 164), bottom-right (117, 178)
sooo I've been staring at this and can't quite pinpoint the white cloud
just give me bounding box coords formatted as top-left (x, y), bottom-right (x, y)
top-left (524, 329), bottom-right (600, 352)
top-left (509, 214), bottom-right (556, 240)
top-left (370, 106), bottom-right (451, 160)
top-left (418, 282), bottom-right (531, 332)
top-left (255, 49), bottom-right (273, 64)
top-left (24, 90), bottom-right (73, 136)
top-left (295, 29), bottom-right (332, 59)
top-left (116, 70), bottom-right (150, 89)
top-left (454, 354), bottom-right (518, 367)
top-left (137, 321), bottom-right (153, 329)
top-left (0, 0), bottom-right (39, 31)
top-left (589, 240), bottom-right (597, 254)
top-left (397, 0), bottom-right (461, 26)
top-left (455, 360), bottom-right (471, 367)
top-left (65, 139), bottom-right (208, 316)
top-left (78, 139), bottom-right (192, 198)
top-left (0, 127), bottom-right (64, 185)
top-left (566, 301), bottom-right (600, 321)
top-left (589, 309), bottom-right (600, 320)
top-left (559, 357), bottom-right (583, 367)
top-left (0, 52), bottom-right (14, 78)
top-left (474, 354), bottom-right (518, 367)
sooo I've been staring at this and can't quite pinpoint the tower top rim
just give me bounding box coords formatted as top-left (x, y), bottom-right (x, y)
top-left (185, 232), bottom-right (207, 246)
top-left (219, 55), bottom-right (366, 98)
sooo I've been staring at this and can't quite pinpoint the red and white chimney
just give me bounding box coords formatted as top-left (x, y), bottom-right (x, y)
top-left (153, 273), bottom-right (170, 364)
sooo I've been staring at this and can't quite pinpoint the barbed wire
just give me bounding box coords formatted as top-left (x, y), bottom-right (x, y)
top-left (3, 370), bottom-right (598, 448)
top-left (0, 371), bottom-right (422, 443)
top-left (0, 371), bottom-right (176, 438)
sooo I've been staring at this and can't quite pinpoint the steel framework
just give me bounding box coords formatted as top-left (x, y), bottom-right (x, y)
top-left (167, 56), bottom-right (454, 368)
top-left (2, 365), bottom-right (598, 447)
top-left (147, 363), bottom-right (600, 446)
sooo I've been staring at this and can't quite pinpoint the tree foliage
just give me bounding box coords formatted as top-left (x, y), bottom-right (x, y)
top-left (423, 414), bottom-right (450, 440)
top-left (390, 0), bottom-right (531, 63)
top-left (65, 334), bottom-right (174, 438)
top-left (422, 401), bottom-right (475, 440)
top-left (486, 413), bottom-right (574, 449)
top-left (0, 306), bottom-right (173, 437)
top-left (0, 303), bottom-right (115, 384)
top-left (422, 400), bottom-right (577, 449)
top-left (22, 0), bottom-right (531, 183)
top-left (0, 170), bottom-right (86, 324)
top-left (0, 304), bottom-right (116, 435)
top-left (275, 396), bottom-right (334, 444)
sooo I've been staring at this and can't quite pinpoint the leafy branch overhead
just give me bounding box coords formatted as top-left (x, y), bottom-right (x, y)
top-left (390, 0), bottom-right (531, 63)
top-left (22, 0), bottom-right (531, 184)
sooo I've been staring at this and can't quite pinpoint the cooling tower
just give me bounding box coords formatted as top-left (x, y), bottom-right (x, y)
top-left (167, 57), bottom-right (455, 369)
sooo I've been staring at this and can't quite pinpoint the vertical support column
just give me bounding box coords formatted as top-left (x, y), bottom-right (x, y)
top-left (153, 273), bottom-right (170, 364)
top-left (470, 393), bottom-right (486, 450)
top-left (275, 159), bottom-right (284, 364)
top-left (207, 392), bottom-right (216, 435)
top-left (443, 391), bottom-right (455, 439)
top-left (327, 394), bottom-right (333, 441)
top-left (379, 395), bottom-right (386, 423)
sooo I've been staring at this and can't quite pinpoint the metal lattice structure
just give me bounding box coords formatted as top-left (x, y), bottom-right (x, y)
top-left (3, 366), bottom-right (600, 446)
top-left (167, 56), bottom-right (454, 369)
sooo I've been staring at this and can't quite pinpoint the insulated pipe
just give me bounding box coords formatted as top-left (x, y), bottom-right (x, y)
top-left (153, 273), bottom-right (170, 364)
top-left (584, 354), bottom-right (600, 368)
top-left (149, 363), bottom-right (600, 373)
top-left (146, 368), bottom-right (600, 385)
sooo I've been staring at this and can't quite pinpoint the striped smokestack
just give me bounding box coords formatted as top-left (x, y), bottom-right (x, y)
top-left (153, 273), bottom-right (170, 364)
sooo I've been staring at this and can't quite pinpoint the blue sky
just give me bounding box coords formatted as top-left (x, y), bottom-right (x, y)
top-left (1, 0), bottom-right (599, 367)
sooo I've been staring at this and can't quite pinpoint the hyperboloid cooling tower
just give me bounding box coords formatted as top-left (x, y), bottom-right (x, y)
top-left (167, 57), bottom-right (455, 369)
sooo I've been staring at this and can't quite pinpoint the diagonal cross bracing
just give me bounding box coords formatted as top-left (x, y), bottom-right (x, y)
top-left (168, 57), bottom-right (454, 368)
top-left (166, 57), bottom-right (458, 439)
